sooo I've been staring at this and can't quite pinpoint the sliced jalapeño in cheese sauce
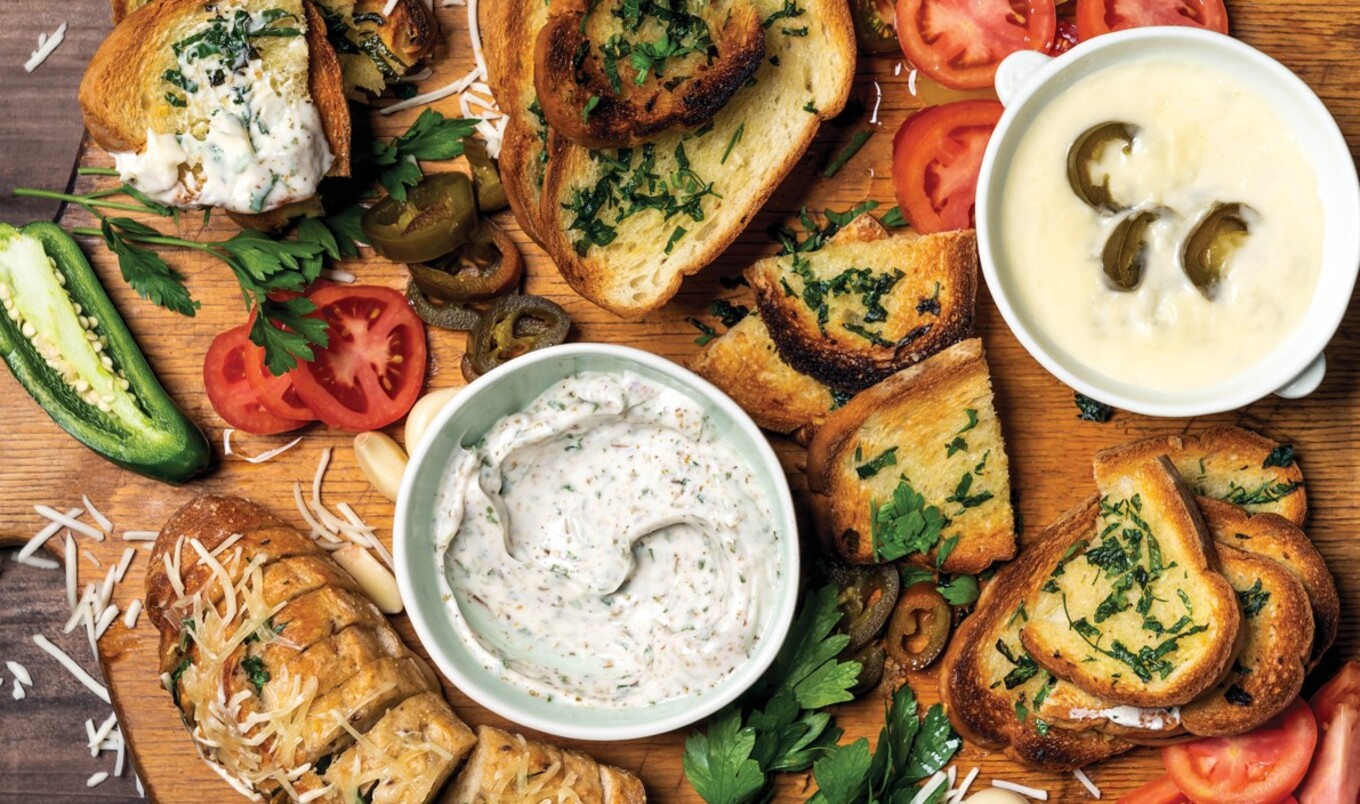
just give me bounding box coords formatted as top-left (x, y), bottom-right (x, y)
top-left (434, 371), bottom-right (783, 707)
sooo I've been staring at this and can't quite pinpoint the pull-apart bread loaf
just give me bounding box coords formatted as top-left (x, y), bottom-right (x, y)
top-left (110, 0), bottom-right (438, 95)
top-left (807, 338), bottom-right (1015, 574)
top-left (146, 495), bottom-right (647, 803)
top-left (147, 496), bottom-right (472, 802)
top-left (80, 0), bottom-right (351, 218)
top-left (938, 497), bottom-right (1134, 771)
top-left (1020, 451), bottom-right (1241, 708)
top-left (488, 0), bottom-right (856, 316)
top-left (691, 217), bottom-right (979, 439)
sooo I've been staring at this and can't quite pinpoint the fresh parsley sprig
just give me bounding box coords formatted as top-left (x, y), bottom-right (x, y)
top-left (683, 585), bottom-right (863, 804)
top-left (368, 109), bottom-right (481, 202)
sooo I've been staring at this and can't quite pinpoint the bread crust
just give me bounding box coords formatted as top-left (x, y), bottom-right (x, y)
top-left (938, 496), bottom-right (1133, 770)
top-left (750, 227), bottom-right (978, 392)
top-left (1020, 454), bottom-right (1242, 708)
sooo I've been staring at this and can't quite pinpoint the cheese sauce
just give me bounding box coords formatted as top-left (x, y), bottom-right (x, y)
top-left (113, 3), bottom-right (332, 214)
top-left (434, 371), bottom-right (782, 706)
top-left (999, 57), bottom-right (1323, 392)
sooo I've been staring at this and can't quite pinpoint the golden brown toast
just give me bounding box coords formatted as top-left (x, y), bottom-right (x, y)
top-left (1199, 497), bottom-right (1337, 668)
top-left (534, 0), bottom-right (765, 147)
top-left (690, 312), bottom-right (840, 441)
top-left (748, 220), bottom-right (978, 392)
top-left (110, 0), bottom-right (436, 94)
top-left (442, 725), bottom-right (643, 804)
top-left (938, 496), bottom-right (1133, 771)
top-left (491, 0), bottom-right (856, 317)
top-left (81, 0), bottom-right (350, 215)
top-left (1113, 427), bottom-right (1307, 526)
top-left (1021, 452), bottom-right (1241, 708)
top-left (807, 338), bottom-right (1015, 574)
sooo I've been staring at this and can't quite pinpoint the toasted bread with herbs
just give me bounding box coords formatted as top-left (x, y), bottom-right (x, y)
top-left (690, 312), bottom-right (841, 441)
top-left (1021, 453), bottom-right (1241, 708)
top-left (531, 0), bottom-right (856, 317)
top-left (1199, 497), bottom-right (1337, 668)
top-left (443, 725), bottom-right (645, 804)
top-left (484, 0), bottom-right (557, 246)
top-left (749, 218), bottom-right (978, 392)
top-left (110, 0), bottom-right (436, 94)
top-left (81, 0), bottom-right (350, 215)
top-left (1113, 427), bottom-right (1307, 526)
top-left (938, 496), bottom-right (1134, 771)
top-left (534, 0), bottom-right (765, 147)
top-left (807, 338), bottom-right (1015, 574)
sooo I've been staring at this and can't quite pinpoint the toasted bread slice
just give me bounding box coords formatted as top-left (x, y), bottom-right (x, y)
top-left (294, 655), bottom-right (436, 765)
top-left (938, 496), bottom-right (1133, 770)
top-left (529, 0), bottom-right (855, 317)
top-left (1033, 681), bottom-right (1186, 744)
top-left (1021, 453), bottom-right (1241, 708)
top-left (110, 0), bottom-right (435, 94)
top-left (1112, 427), bottom-right (1306, 526)
top-left (484, 0), bottom-right (557, 246)
top-left (534, 0), bottom-right (765, 147)
top-left (690, 312), bottom-right (840, 440)
top-left (81, 0), bottom-right (350, 214)
top-left (1199, 497), bottom-right (1337, 668)
top-left (807, 338), bottom-right (1015, 574)
top-left (748, 220), bottom-right (978, 391)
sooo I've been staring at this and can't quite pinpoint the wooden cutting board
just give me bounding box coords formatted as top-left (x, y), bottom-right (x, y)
top-left (1, 2), bottom-right (1357, 801)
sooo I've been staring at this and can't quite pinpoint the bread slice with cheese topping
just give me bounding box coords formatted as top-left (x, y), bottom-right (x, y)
top-left (442, 725), bottom-right (644, 804)
top-left (1020, 453), bottom-right (1241, 708)
top-left (807, 338), bottom-right (1015, 574)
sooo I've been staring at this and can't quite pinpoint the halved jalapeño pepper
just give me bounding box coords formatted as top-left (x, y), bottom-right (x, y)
top-left (0, 222), bottom-right (210, 484)
top-left (361, 172), bottom-right (478, 263)
top-left (1067, 122), bottom-right (1138, 213)
top-left (464, 295), bottom-right (571, 378)
top-left (465, 137), bottom-right (509, 213)
top-left (1102, 209), bottom-right (1159, 292)
top-left (408, 222), bottom-right (523, 303)
top-left (1182, 202), bottom-right (1253, 298)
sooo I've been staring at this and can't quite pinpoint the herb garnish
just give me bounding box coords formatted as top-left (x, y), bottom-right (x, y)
top-left (823, 131), bottom-right (874, 178)
top-left (937, 575), bottom-right (979, 605)
top-left (708, 299), bottom-right (750, 328)
top-left (1237, 579), bottom-right (1271, 618)
top-left (995, 640), bottom-right (1040, 689)
top-left (855, 446), bottom-right (899, 479)
top-left (241, 654), bottom-right (270, 694)
top-left (368, 109), bottom-right (481, 202)
top-left (871, 477), bottom-right (946, 562)
top-left (1262, 445), bottom-right (1295, 469)
top-left (1221, 480), bottom-right (1302, 507)
top-left (688, 317), bottom-right (718, 346)
top-left (1075, 392), bottom-right (1114, 422)
top-left (880, 206), bottom-right (908, 228)
top-left (946, 472), bottom-right (994, 511)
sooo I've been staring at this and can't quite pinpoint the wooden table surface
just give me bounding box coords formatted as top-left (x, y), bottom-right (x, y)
top-left (2, 2), bottom-right (1359, 804)
top-left (0, 1), bottom-right (140, 801)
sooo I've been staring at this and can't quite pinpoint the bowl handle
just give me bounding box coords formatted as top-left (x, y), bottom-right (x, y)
top-left (995, 51), bottom-right (1053, 106)
top-left (1275, 354), bottom-right (1326, 399)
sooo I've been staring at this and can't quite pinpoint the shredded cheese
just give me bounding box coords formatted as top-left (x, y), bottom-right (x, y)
top-left (123, 599), bottom-right (143, 629)
top-left (31, 634), bottom-right (109, 703)
top-left (122, 530), bottom-right (159, 541)
top-left (86, 772), bottom-right (108, 788)
top-left (83, 549), bottom-right (102, 569)
top-left (909, 772), bottom-right (948, 804)
top-left (1074, 769), bottom-right (1101, 799)
top-left (114, 547), bottom-right (136, 583)
top-left (24, 22), bottom-right (67, 73)
top-left (82, 494), bottom-right (114, 533)
top-left (19, 506), bottom-right (82, 560)
top-left (224, 429), bottom-right (306, 463)
top-left (994, 779), bottom-right (1049, 800)
top-left (95, 604), bottom-right (120, 640)
top-left (11, 679), bottom-right (24, 700)
top-left (954, 767), bottom-right (979, 802)
top-left (6, 661), bottom-right (31, 687)
top-left (36, 504), bottom-right (104, 542)
top-left (64, 534), bottom-right (77, 609)
top-left (15, 553), bottom-right (60, 570)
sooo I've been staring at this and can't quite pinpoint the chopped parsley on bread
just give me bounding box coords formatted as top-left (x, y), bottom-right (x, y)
top-left (749, 217), bottom-right (978, 391)
top-left (1020, 453), bottom-right (1241, 708)
top-left (807, 338), bottom-right (1015, 574)
top-left (80, 0), bottom-right (351, 216)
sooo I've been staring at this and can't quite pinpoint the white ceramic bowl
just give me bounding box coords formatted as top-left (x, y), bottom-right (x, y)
top-left (393, 343), bottom-right (801, 741)
top-left (976, 27), bottom-right (1360, 417)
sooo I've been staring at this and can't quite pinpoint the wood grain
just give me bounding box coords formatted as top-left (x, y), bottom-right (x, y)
top-left (1, 1), bottom-right (1358, 802)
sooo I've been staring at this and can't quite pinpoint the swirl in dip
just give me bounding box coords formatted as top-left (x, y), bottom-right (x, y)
top-left (434, 371), bottom-right (781, 707)
top-left (998, 55), bottom-right (1323, 393)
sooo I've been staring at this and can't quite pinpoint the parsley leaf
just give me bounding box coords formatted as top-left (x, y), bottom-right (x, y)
top-left (1075, 392), bottom-right (1115, 422)
top-left (240, 654), bottom-right (270, 693)
top-left (100, 218), bottom-right (199, 316)
top-left (369, 110), bottom-right (480, 202)
top-left (900, 566), bottom-right (936, 589)
top-left (871, 477), bottom-right (946, 563)
top-left (1237, 578), bottom-right (1271, 618)
top-left (683, 710), bottom-right (765, 804)
top-left (1262, 445), bottom-right (1295, 469)
top-left (936, 575), bottom-right (979, 606)
top-left (856, 446), bottom-right (899, 479)
top-left (810, 738), bottom-right (872, 804)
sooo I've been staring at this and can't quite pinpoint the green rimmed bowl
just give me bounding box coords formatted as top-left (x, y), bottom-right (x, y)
top-left (393, 343), bottom-right (800, 741)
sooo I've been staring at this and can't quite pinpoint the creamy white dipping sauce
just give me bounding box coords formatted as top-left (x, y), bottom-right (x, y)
top-left (999, 57), bottom-right (1323, 392)
top-left (434, 371), bottom-right (782, 707)
top-left (112, 3), bottom-right (332, 214)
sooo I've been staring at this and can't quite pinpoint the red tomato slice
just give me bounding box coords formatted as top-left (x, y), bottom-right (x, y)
top-left (1076, 0), bottom-right (1229, 39)
top-left (1117, 775), bottom-right (1188, 804)
top-left (291, 285), bottom-right (427, 431)
top-left (203, 326), bottom-right (309, 435)
top-left (892, 100), bottom-right (1003, 234)
top-left (1162, 697), bottom-right (1318, 804)
top-left (896, 0), bottom-right (1056, 90)
top-left (1298, 661), bottom-right (1360, 803)
top-left (242, 342), bottom-right (316, 422)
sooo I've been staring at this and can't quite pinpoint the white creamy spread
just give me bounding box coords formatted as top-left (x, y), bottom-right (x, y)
top-left (999, 57), bottom-right (1323, 393)
top-left (434, 371), bottom-right (782, 707)
top-left (1068, 705), bottom-right (1181, 731)
top-left (112, 3), bottom-right (332, 214)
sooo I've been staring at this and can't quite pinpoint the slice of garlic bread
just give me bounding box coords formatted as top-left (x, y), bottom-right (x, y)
top-left (938, 496), bottom-right (1133, 771)
top-left (81, 0), bottom-right (350, 215)
top-left (690, 312), bottom-right (840, 441)
top-left (807, 338), bottom-right (1015, 574)
top-left (1199, 497), bottom-right (1337, 668)
top-left (533, 0), bottom-right (856, 317)
top-left (1021, 453), bottom-right (1241, 708)
top-left (1112, 427), bottom-right (1306, 526)
top-left (748, 222), bottom-right (978, 392)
